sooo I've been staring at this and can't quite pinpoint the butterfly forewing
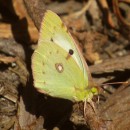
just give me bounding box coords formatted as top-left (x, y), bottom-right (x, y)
top-left (40, 10), bottom-right (89, 87)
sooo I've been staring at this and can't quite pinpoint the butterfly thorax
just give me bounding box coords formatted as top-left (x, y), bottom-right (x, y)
top-left (74, 86), bottom-right (98, 102)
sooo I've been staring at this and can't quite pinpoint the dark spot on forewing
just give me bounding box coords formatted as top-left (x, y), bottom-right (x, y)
top-left (66, 49), bottom-right (74, 60)
top-left (56, 50), bottom-right (59, 54)
top-left (51, 38), bottom-right (53, 42)
top-left (69, 49), bottom-right (74, 55)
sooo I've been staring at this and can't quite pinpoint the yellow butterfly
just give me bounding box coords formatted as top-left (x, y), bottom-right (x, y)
top-left (32, 10), bottom-right (98, 102)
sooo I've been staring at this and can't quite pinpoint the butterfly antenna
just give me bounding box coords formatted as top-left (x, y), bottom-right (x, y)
top-left (101, 81), bottom-right (128, 86)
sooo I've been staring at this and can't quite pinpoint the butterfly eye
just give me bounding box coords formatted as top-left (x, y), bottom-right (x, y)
top-left (69, 49), bottom-right (74, 55)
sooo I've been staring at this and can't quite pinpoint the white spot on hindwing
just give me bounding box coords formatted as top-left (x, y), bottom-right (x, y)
top-left (55, 63), bottom-right (64, 73)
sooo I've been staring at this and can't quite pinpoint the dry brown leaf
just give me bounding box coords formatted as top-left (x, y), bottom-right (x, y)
top-left (90, 54), bottom-right (130, 74)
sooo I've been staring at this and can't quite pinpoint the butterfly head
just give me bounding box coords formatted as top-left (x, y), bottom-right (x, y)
top-left (74, 85), bottom-right (98, 102)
